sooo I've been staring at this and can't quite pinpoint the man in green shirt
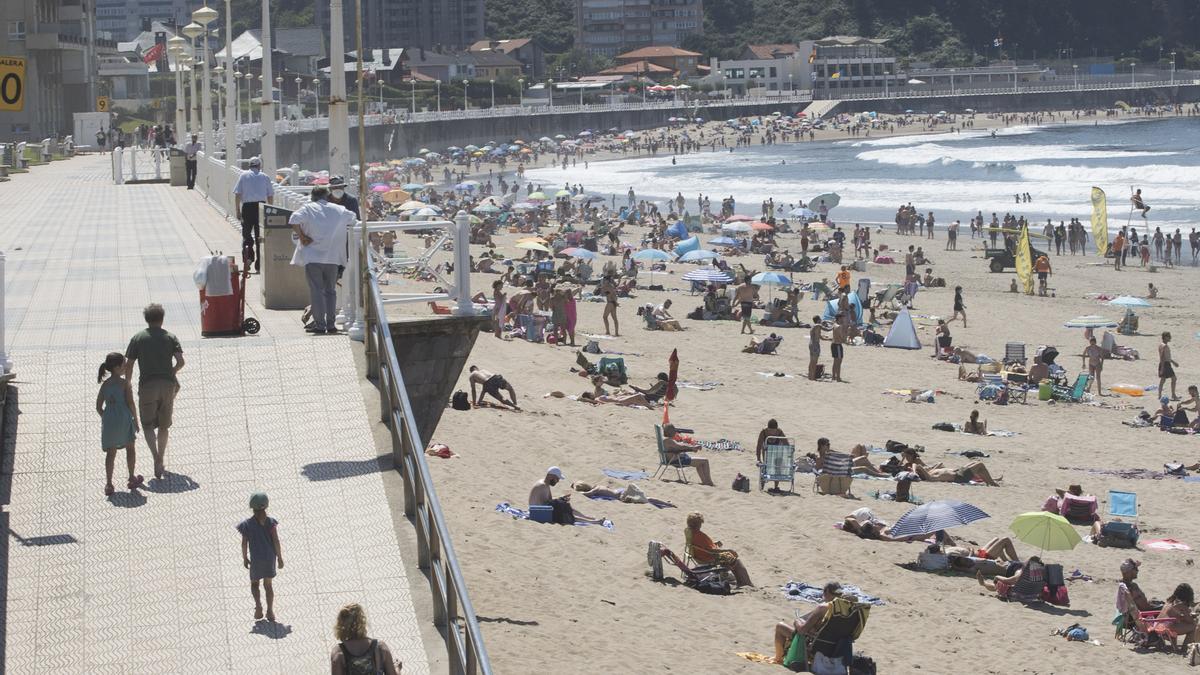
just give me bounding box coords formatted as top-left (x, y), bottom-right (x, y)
top-left (125, 303), bottom-right (185, 479)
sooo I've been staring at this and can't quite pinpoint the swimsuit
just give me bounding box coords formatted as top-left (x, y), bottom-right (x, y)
top-left (831, 343), bottom-right (844, 359)
top-left (1159, 361), bottom-right (1175, 379)
top-left (482, 374), bottom-right (508, 397)
top-left (740, 300), bottom-right (753, 316)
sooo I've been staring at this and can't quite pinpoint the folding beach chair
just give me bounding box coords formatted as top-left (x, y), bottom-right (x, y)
top-left (754, 335), bottom-right (783, 354)
top-left (856, 278), bottom-right (871, 303)
top-left (759, 436), bottom-right (795, 493)
top-left (1004, 342), bottom-right (1027, 367)
top-left (874, 284), bottom-right (902, 310)
top-left (1000, 559), bottom-right (1047, 604)
top-left (814, 452), bottom-right (853, 496)
top-left (803, 596), bottom-right (871, 672)
top-left (652, 424), bottom-right (692, 483)
top-left (1051, 373), bottom-right (1091, 402)
top-left (597, 356), bottom-right (628, 384)
top-left (1108, 490), bottom-right (1139, 526)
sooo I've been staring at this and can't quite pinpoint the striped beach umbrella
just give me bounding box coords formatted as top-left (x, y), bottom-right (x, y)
top-left (889, 500), bottom-right (990, 539)
top-left (681, 268), bottom-right (733, 284)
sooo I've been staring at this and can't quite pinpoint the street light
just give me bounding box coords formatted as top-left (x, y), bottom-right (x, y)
top-left (312, 78), bottom-right (320, 117)
top-left (548, 79), bottom-right (554, 108)
top-left (409, 78), bottom-right (416, 112)
top-left (517, 78), bottom-right (524, 106)
top-left (212, 64), bottom-right (225, 131)
top-left (181, 22), bottom-right (203, 136)
top-left (275, 76), bottom-right (283, 120)
top-left (1072, 64), bottom-right (1078, 90)
top-left (1131, 61), bottom-right (1136, 86)
top-left (192, 4), bottom-right (218, 152)
top-left (489, 79), bottom-right (495, 108)
top-left (462, 79), bottom-right (469, 110)
top-left (221, 0), bottom-right (235, 167)
top-left (950, 68), bottom-right (955, 96)
top-left (1013, 65), bottom-right (1019, 93)
top-left (257, 74), bottom-right (264, 124)
top-left (294, 76), bottom-right (302, 116)
top-left (435, 79), bottom-right (441, 112)
top-left (166, 36), bottom-right (187, 137)
top-left (1171, 52), bottom-right (1177, 85)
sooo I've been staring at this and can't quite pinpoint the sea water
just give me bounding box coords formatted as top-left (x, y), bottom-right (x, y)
top-left (525, 117), bottom-right (1200, 235)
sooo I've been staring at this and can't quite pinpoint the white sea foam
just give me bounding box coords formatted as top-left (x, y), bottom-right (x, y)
top-left (856, 142), bottom-right (1176, 166)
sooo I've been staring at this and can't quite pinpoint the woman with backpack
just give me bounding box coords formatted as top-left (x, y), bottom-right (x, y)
top-left (331, 603), bottom-right (403, 674)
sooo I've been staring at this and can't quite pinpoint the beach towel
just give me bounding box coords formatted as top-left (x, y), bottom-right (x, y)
top-left (735, 652), bottom-right (777, 665)
top-left (677, 381), bottom-right (722, 391)
top-left (495, 502), bottom-right (614, 530)
top-left (946, 450), bottom-right (990, 458)
top-left (1144, 538), bottom-right (1192, 551)
top-left (756, 371), bottom-right (796, 378)
top-left (782, 581), bottom-right (886, 606)
top-left (870, 490), bottom-right (924, 504)
top-left (1057, 466), bottom-right (1172, 480)
top-left (602, 469), bottom-right (649, 481)
top-left (700, 439), bottom-right (745, 452)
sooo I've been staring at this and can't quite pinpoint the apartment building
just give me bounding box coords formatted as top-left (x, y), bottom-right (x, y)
top-left (95, 0), bottom-right (192, 41)
top-left (575, 0), bottom-right (703, 58)
top-left (320, 0), bottom-right (485, 54)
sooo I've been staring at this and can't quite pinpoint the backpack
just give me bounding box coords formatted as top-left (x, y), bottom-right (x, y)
top-left (339, 640), bottom-right (381, 675)
top-left (451, 391), bottom-right (470, 410)
top-left (863, 329), bottom-right (884, 345)
top-left (731, 474), bottom-right (751, 492)
top-left (693, 574), bottom-right (731, 595)
top-left (1099, 521), bottom-right (1139, 548)
top-left (850, 653), bottom-right (878, 675)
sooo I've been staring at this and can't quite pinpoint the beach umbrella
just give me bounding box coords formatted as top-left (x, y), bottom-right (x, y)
top-left (511, 202), bottom-right (539, 211)
top-left (445, 146), bottom-right (461, 152)
top-left (750, 221), bottom-right (774, 231)
top-left (1109, 296), bottom-right (1152, 309)
top-left (417, 147), bottom-right (431, 154)
top-left (468, 214), bottom-right (483, 224)
top-left (810, 193), bottom-right (842, 210)
top-left (708, 236), bottom-right (740, 246)
top-left (412, 207), bottom-right (441, 218)
top-left (473, 203), bottom-right (501, 214)
top-left (397, 200), bottom-right (427, 211)
top-left (527, 191), bottom-right (549, 201)
top-left (907, 79), bottom-right (925, 85)
top-left (722, 222), bottom-right (751, 233)
top-left (1010, 512), bottom-right (1082, 553)
top-left (888, 500), bottom-right (990, 539)
top-left (632, 249), bottom-right (673, 262)
top-left (515, 241), bottom-right (551, 253)
top-left (371, 184), bottom-right (391, 193)
top-left (1063, 315), bottom-right (1118, 329)
top-left (538, 136), bottom-right (553, 143)
top-left (382, 189), bottom-right (410, 204)
top-left (554, 134), bottom-right (566, 140)
top-left (464, 144), bottom-right (479, 151)
top-left (403, 158), bottom-right (425, 167)
top-left (568, 249), bottom-right (597, 260)
top-left (554, 189), bottom-right (572, 198)
top-left (681, 268), bottom-right (733, 284)
top-left (726, 214), bottom-right (754, 222)
top-left (789, 207), bottom-right (816, 218)
top-left (401, 183), bottom-right (425, 192)
top-left (665, 347), bottom-right (680, 410)
top-left (679, 250), bottom-right (719, 263)
top-left (751, 271), bottom-right (792, 287)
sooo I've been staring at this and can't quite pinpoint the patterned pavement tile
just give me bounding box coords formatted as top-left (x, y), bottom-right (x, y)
top-left (2, 156), bottom-right (432, 674)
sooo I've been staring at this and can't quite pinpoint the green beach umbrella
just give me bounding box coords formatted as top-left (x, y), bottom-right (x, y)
top-left (1009, 512), bottom-right (1082, 553)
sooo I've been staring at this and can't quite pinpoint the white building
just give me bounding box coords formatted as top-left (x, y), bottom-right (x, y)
top-left (703, 36), bottom-right (901, 96)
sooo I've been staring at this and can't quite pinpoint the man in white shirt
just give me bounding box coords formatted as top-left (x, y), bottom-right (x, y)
top-left (232, 156), bottom-right (275, 272)
top-left (183, 134), bottom-right (201, 189)
top-left (289, 186), bottom-right (353, 334)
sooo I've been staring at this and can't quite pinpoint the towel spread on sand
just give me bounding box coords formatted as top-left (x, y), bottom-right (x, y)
top-left (1058, 466), bottom-right (1173, 480)
top-left (678, 380), bottom-right (722, 391)
top-left (870, 490), bottom-right (924, 504)
top-left (1144, 538), bottom-right (1192, 551)
top-left (781, 581), bottom-right (886, 606)
top-left (756, 372), bottom-right (796, 378)
top-left (495, 502), bottom-right (615, 530)
top-left (946, 449), bottom-right (991, 458)
top-left (603, 468), bottom-right (649, 481)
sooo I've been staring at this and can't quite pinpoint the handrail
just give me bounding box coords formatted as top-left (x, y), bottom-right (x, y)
top-left (362, 232), bottom-right (492, 675)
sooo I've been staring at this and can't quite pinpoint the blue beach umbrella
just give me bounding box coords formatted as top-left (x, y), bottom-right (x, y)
top-left (751, 271), bottom-right (792, 286)
top-left (709, 236), bottom-right (740, 246)
top-left (632, 249), bottom-right (673, 262)
top-left (889, 500), bottom-right (990, 539)
top-left (679, 250), bottom-right (719, 263)
top-left (569, 249), bottom-right (598, 261)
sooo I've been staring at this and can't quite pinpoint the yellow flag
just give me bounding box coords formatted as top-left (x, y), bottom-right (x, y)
top-left (1090, 187), bottom-right (1109, 257)
top-left (1015, 224), bottom-right (1034, 294)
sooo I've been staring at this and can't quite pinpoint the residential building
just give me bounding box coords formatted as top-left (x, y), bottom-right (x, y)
top-left (467, 50), bottom-right (523, 80)
top-left (739, 44), bottom-right (802, 61)
top-left (468, 38), bottom-right (544, 78)
top-left (94, 0), bottom-right (191, 41)
top-left (214, 28), bottom-right (326, 77)
top-left (596, 60), bottom-right (673, 81)
top-left (1, 0), bottom-right (118, 141)
top-left (614, 46), bottom-right (700, 76)
top-left (402, 48), bottom-right (523, 82)
top-left (319, 49), bottom-right (406, 85)
top-left (575, 0), bottom-right (703, 58)
top-left (320, 0), bottom-right (484, 54)
top-left (702, 54), bottom-right (807, 95)
top-left (704, 36), bottom-right (900, 95)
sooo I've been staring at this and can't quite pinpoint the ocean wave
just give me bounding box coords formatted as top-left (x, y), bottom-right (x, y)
top-left (847, 125), bottom-right (1040, 148)
top-left (1015, 163), bottom-right (1200, 185)
top-left (857, 142), bottom-right (1177, 166)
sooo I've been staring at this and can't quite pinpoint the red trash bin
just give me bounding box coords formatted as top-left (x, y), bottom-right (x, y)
top-left (200, 263), bottom-right (243, 336)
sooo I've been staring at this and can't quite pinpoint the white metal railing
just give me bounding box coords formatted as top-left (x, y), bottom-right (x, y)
top-left (819, 78), bottom-right (1200, 101)
top-left (110, 146), bottom-right (170, 184)
top-left (0, 250), bottom-right (11, 374)
top-left (361, 209), bottom-right (490, 675)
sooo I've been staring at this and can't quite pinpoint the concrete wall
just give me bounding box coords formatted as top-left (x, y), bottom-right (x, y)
top-left (250, 83), bottom-right (1200, 170)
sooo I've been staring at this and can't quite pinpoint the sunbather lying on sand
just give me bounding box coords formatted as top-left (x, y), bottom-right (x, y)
top-left (842, 507), bottom-right (920, 542)
top-left (574, 482), bottom-right (674, 508)
top-left (937, 531), bottom-right (1021, 561)
top-left (849, 444), bottom-right (891, 477)
top-left (901, 447), bottom-right (1001, 486)
top-left (578, 376), bottom-right (655, 407)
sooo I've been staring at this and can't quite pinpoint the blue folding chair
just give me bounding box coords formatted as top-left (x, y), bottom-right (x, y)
top-left (1108, 490), bottom-right (1139, 526)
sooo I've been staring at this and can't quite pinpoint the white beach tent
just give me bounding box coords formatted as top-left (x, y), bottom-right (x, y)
top-left (884, 308), bottom-right (922, 350)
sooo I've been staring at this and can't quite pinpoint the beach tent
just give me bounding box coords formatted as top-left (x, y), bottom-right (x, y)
top-left (666, 221), bottom-right (688, 239)
top-left (822, 292), bottom-right (863, 324)
top-left (884, 308), bottom-right (922, 350)
top-left (673, 236), bottom-right (700, 257)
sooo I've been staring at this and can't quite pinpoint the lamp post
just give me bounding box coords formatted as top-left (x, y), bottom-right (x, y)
top-left (548, 79), bottom-right (554, 108)
top-left (517, 78), bottom-right (524, 106)
top-left (233, 71), bottom-right (243, 126)
top-left (1072, 64), bottom-right (1078, 90)
top-left (213, 64), bottom-right (224, 133)
top-left (167, 37), bottom-right (187, 138)
top-left (378, 78), bottom-right (384, 106)
top-left (293, 76), bottom-right (301, 116)
top-left (182, 22), bottom-right (203, 136)
top-left (489, 78), bottom-right (495, 108)
top-left (192, 5), bottom-right (218, 153)
top-left (788, 72), bottom-right (793, 95)
top-left (275, 76), bottom-right (283, 120)
top-left (950, 68), bottom-right (955, 96)
top-left (257, 0), bottom-right (276, 174)
top-left (435, 79), bottom-right (441, 112)
top-left (1013, 65), bottom-right (1018, 93)
top-left (409, 78), bottom-right (415, 111)
top-left (1131, 62), bottom-right (1136, 87)
top-left (462, 79), bottom-right (468, 110)
top-left (1170, 52), bottom-right (1176, 85)
top-left (327, 0), bottom-right (350, 182)
top-left (222, 0), bottom-right (235, 167)
top-left (312, 78), bottom-right (320, 116)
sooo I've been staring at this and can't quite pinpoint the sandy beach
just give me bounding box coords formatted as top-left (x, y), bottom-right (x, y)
top-left (387, 107), bottom-right (1200, 674)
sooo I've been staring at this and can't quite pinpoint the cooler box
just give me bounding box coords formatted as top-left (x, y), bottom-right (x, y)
top-left (1038, 381), bottom-right (1053, 401)
top-left (200, 266), bottom-right (242, 336)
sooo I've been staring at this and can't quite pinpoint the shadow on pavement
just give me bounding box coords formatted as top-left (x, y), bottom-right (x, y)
top-left (141, 471), bottom-right (200, 494)
top-left (301, 455), bottom-right (393, 482)
top-left (0, 384), bottom-right (20, 671)
top-left (8, 531), bottom-right (78, 547)
top-left (251, 621), bottom-right (293, 640)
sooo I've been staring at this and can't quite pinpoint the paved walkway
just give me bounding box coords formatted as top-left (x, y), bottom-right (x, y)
top-left (1, 155), bottom-right (431, 673)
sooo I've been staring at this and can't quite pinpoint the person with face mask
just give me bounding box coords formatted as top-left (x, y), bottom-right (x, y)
top-left (232, 156), bottom-right (275, 272)
top-left (327, 175), bottom-right (360, 218)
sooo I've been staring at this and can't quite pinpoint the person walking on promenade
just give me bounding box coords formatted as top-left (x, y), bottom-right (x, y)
top-left (289, 186), bottom-right (353, 334)
top-left (237, 492), bottom-right (284, 622)
top-left (96, 352), bottom-right (143, 496)
top-left (182, 133), bottom-right (201, 189)
top-left (124, 303), bottom-right (184, 480)
top-left (233, 156), bottom-right (275, 272)
top-left (330, 603), bottom-right (403, 674)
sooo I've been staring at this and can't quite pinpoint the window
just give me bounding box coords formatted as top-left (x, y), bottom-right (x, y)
top-left (8, 21), bottom-right (25, 40)
top-left (768, 67), bottom-right (777, 78)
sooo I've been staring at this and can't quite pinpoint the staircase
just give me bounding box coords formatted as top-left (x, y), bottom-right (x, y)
top-left (801, 99), bottom-right (842, 120)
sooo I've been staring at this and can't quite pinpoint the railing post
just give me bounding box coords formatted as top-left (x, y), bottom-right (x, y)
top-left (0, 251), bottom-right (11, 374)
top-left (345, 223), bottom-right (365, 341)
top-left (452, 210), bottom-right (472, 316)
top-left (112, 147), bottom-right (124, 184)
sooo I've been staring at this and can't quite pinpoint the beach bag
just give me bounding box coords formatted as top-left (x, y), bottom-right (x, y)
top-left (622, 483), bottom-right (648, 504)
top-left (583, 339), bottom-right (602, 354)
top-left (647, 541), bottom-right (664, 581)
top-left (451, 391), bottom-right (470, 411)
top-left (850, 654), bottom-right (878, 675)
top-left (811, 652), bottom-right (846, 675)
top-left (731, 474), bottom-right (751, 493)
top-left (551, 498), bottom-right (576, 526)
top-left (783, 634), bottom-right (807, 672)
top-left (694, 575), bottom-right (730, 596)
top-left (1099, 521), bottom-right (1139, 548)
top-left (863, 329), bottom-right (884, 346)
top-left (931, 422), bottom-right (956, 432)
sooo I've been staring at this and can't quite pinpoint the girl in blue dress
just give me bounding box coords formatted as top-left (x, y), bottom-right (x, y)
top-left (96, 352), bottom-right (143, 495)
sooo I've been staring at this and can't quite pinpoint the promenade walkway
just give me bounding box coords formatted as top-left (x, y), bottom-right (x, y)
top-left (1, 154), bottom-right (430, 673)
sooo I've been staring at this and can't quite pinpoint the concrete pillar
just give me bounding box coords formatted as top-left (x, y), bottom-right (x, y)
top-left (259, 0), bottom-right (277, 174)
top-left (327, 0), bottom-right (351, 181)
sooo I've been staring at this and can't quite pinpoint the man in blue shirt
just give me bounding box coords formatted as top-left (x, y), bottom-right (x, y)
top-left (232, 156), bottom-right (275, 272)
